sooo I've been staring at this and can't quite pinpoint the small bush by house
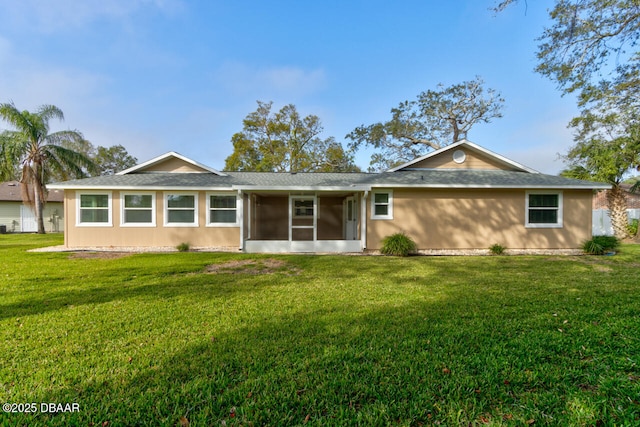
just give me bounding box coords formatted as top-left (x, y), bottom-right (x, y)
top-left (380, 232), bottom-right (417, 257)
top-left (582, 235), bottom-right (620, 255)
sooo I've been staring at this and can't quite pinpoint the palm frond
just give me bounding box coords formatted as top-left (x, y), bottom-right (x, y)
top-left (45, 129), bottom-right (85, 146)
top-left (45, 144), bottom-right (98, 180)
top-left (0, 103), bottom-right (49, 148)
top-left (0, 102), bottom-right (31, 132)
top-left (0, 131), bottom-right (28, 180)
top-left (36, 104), bottom-right (65, 124)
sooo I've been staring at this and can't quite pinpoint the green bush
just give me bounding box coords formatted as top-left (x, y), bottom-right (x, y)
top-left (627, 218), bottom-right (639, 237)
top-left (582, 235), bottom-right (620, 255)
top-left (380, 232), bottom-right (417, 257)
top-left (489, 243), bottom-right (506, 255)
top-left (176, 242), bottom-right (190, 252)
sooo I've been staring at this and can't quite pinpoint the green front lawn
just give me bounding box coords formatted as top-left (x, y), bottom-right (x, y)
top-left (1, 234), bottom-right (639, 426)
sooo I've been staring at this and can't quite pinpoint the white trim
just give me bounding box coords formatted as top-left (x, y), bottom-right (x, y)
top-left (367, 183), bottom-right (611, 190)
top-left (206, 192), bottom-right (240, 227)
top-left (371, 190), bottom-right (393, 220)
top-left (49, 184), bottom-right (374, 191)
top-left (244, 240), bottom-right (362, 253)
top-left (232, 185), bottom-right (371, 192)
top-left (76, 191), bottom-right (112, 227)
top-left (117, 151), bottom-right (227, 176)
top-left (163, 192), bottom-right (199, 227)
top-left (525, 191), bottom-right (563, 228)
top-left (49, 181), bottom-right (612, 191)
top-left (120, 192), bottom-right (156, 227)
top-left (387, 140), bottom-right (540, 174)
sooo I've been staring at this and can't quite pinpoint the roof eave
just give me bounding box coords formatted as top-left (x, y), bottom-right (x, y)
top-left (48, 184), bottom-right (234, 191)
top-left (233, 185), bottom-right (371, 192)
top-left (369, 183), bottom-right (612, 190)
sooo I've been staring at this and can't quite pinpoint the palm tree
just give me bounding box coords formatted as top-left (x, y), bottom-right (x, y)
top-left (0, 102), bottom-right (96, 234)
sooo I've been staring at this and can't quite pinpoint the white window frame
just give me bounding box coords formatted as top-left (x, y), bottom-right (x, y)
top-left (164, 192), bottom-right (199, 227)
top-left (76, 191), bottom-right (112, 227)
top-left (371, 190), bottom-right (393, 220)
top-left (206, 192), bottom-right (240, 227)
top-left (120, 192), bottom-right (156, 227)
top-left (525, 191), bottom-right (563, 228)
top-left (293, 198), bottom-right (315, 218)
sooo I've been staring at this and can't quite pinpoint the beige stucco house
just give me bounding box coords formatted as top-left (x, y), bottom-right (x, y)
top-left (49, 140), bottom-right (609, 252)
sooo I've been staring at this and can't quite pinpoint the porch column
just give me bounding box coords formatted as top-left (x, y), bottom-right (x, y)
top-left (238, 189), bottom-right (244, 251)
top-left (361, 191), bottom-right (368, 250)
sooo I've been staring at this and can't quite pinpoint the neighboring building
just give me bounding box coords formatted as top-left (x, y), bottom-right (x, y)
top-left (592, 184), bottom-right (640, 209)
top-left (49, 140), bottom-right (609, 252)
top-left (0, 181), bottom-right (65, 233)
top-left (592, 184), bottom-right (640, 236)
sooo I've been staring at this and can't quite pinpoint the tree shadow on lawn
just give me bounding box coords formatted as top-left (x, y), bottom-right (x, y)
top-left (4, 250), bottom-right (634, 328)
top-left (0, 258), bottom-right (295, 321)
top-left (26, 281), bottom-right (640, 427)
top-left (5, 253), bottom-right (639, 425)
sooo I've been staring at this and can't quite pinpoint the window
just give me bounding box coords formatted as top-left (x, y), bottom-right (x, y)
top-left (207, 193), bottom-right (238, 226)
top-left (526, 192), bottom-right (563, 228)
top-left (371, 190), bottom-right (393, 220)
top-left (121, 193), bottom-right (155, 226)
top-left (77, 192), bottom-right (112, 226)
top-left (293, 199), bottom-right (314, 217)
top-left (164, 193), bottom-right (198, 226)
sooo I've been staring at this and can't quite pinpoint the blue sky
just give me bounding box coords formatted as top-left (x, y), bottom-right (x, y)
top-left (0, 0), bottom-right (578, 174)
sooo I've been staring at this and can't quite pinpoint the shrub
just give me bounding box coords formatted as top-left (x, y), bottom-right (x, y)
top-left (380, 232), bottom-right (417, 257)
top-left (627, 218), bottom-right (639, 237)
top-left (489, 243), bottom-right (506, 255)
top-left (582, 235), bottom-right (620, 255)
top-left (176, 242), bottom-right (190, 252)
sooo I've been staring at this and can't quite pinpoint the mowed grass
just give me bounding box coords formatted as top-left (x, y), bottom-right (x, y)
top-left (1, 235), bottom-right (639, 426)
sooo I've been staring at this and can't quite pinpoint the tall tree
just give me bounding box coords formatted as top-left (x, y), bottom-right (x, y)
top-left (94, 144), bottom-right (138, 175)
top-left (0, 102), bottom-right (96, 233)
top-left (496, 0), bottom-right (640, 237)
top-left (346, 77), bottom-right (504, 171)
top-left (225, 101), bottom-right (359, 172)
top-left (562, 106), bottom-right (640, 238)
top-left (497, 0), bottom-right (640, 104)
top-left (47, 140), bottom-right (137, 180)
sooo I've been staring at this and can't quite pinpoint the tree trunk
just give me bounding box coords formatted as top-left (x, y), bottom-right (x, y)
top-left (33, 183), bottom-right (46, 234)
top-left (607, 184), bottom-right (629, 239)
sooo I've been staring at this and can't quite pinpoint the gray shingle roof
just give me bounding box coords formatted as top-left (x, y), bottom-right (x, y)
top-left (363, 169), bottom-right (609, 189)
top-left (50, 173), bottom-right (236, 189)
top-left (49, 169), bottom-right (609, 190)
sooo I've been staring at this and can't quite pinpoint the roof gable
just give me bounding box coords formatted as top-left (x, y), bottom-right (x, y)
top-left (116, 152), bottom-right (226, 176)
top-left (48, 143), bottom-right (609, 191)
top-left (388, 140), bottom-right (538, 173)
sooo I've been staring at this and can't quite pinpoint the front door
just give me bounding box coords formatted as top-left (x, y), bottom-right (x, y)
top-left (290, 195), bottom-right (316, 242)
top-left (344, 196), bottom-right (357, 240)
top-left (20, 205), bottom-right (37, 232)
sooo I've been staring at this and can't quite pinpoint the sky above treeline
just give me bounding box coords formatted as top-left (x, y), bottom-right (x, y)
top-left (0, 0), bottom-right (578, 174)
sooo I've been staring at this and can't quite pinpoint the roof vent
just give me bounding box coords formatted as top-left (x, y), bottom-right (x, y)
top-left (453, 150), bottom-right (466, 164)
